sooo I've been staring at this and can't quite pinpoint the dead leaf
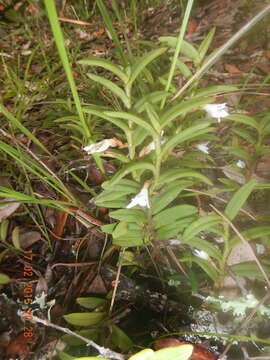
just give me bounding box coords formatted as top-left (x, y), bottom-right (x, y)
top-left (87, 275), bottom-right (107, 294)
top-left (19, 230), bottom-right (41, 248)
top-left (221, 165), bottom-right (246, 184)
top-left (0, 200), bottom-right (20, 222)
top-left (187, 20), bottom-right (198, 34)
top-left (6, 333), bottom-right (30, 360)
top-left (256, 63), bottom-right (270, 74)
top-left (263, 50), bottom-right (270, 59)
top-left (224, 64), bottom-right (241, 74)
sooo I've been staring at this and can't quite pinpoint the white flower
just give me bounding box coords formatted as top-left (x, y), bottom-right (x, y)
top-left (126, 187), bottom-right (150, 209)
top-left (256, 243), bottom-right (265, 255)
top-left (203, 103), bottom-right (229, 122)
top-left (83, 138), bottom-right (117, 154)
top-left (236, 160), bottom-right (246, 169)
top-left (193, 249), bottom-right (209, 260)
top-left (196, 142), bottom-right (210, 154)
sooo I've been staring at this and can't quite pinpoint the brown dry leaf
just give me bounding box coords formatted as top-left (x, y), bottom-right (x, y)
top-left (224, 64), bottom-right (241, 74)
top-left (0, 200), bottom-right (20, 222)
top-left (35, 276), bottom-right (48, 296)
top-left (227, 243), bottom-right (254, 266)
top-left (263, 50), bottom-right (270, 59)
top-left (19, 230), bottom-right (41, 248)
top-left (88, 275), bottom-right (107, 294)
top-left (187, 20), bottom-right (198, 34)
top-left (6, 333), bottom-right (30, 360)
top-left (256, 153), bottom-right (270, 179)
top-left (256, 63), bottom-right (270, 74)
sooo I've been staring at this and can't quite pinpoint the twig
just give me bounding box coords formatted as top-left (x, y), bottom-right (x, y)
top-left (210, 204), bottom-right (270, 289)
top-left (109, 248), bottom-right (126, 315)
top-left (30, 315), bottom-right (125, 360)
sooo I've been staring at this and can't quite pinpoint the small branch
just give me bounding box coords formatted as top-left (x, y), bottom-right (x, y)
top-left (30, 315), bottom-right (125, 360)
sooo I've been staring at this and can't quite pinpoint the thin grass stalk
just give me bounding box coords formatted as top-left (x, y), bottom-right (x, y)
top-left (161, 0), bottom-right (194, 109)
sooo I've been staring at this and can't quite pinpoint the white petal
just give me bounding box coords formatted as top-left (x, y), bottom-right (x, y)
top-left (83, 139), bottom-right (116, 154)
top-left (236, 160), bottom-right (245, 169)
top-left (193, 249), bottom-right (209, 260)
top-left (203, 103), bottom-right (229, 122)
top-left (196, 142), bottom-right (209, 154)
top-left (126, 187), bottom-right (150, 209)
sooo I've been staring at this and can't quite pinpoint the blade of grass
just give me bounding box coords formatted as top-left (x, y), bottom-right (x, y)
top-left (44, 0), bottom-right (104, 172)
top-left (160, 0), bottom-right (194, 109)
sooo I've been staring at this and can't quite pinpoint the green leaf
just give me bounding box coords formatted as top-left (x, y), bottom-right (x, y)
top-left (113, 222), bottom-right (129, 238)
top-left (134, 91), bottom-right (169, 113)
top-left (129, 349), bottom-right (154, 360)
top-left (150, 344), bottom-right (194, 360)
top-left (103, 161), bottom-right (155, 188)
top-left (157, 218), bottom-right (194, 240)
top-left (161, 123), bottom-right (212, 158)
top-left (159, 36), bottom-right (199, 60)
top-left (225, 179), bottom-right (257, 221)
top-left (160, 97), bottom-right (213, 127)
top-left (197, 27), bottom-right (216, 64)
top-left (63, 312), bottom-right (105, 327)
top-left (186, 237), bottom-right (222, 262)
top-left (158, 169), bottom-right (212, 186)
top-left (111, 324), bottom-right (133, 351)
top-left (12, 226), bottom-right (20, 249)
top-left (152, 180), bottom-right (193, 214)
top-left (153, 205), bottom-right (197, 228)
top-left (83, 107), bottom-right (129, 132)
top-left (105, 111), bottom-right (157, 137)
top-left (182, 215), bottom-right (222, 242)
top-left (57, 350), bottom-right (75, 360)
top-left (181, 256), bottom-right (218, 282)
top-left (110, 209), bottom-right (145, 222)
top-left (128, 47), bottom-right (167, 87)
top-left (175, 59), bottom-right (192, 79)
top-left (145, 103), bottom-right (161, 133)
top-left (230, 262), bottom-right (270, 278)
top-left (87, 73), bottom-right (130, 108)
top-left (194, 85), bottom-right (238, 98)
top-left (101, 223), bottom-right (117, 234)
top-left (113, 235), bottom-right (144, 247)
top-left (76, 297), bottom-right (107, 310)
top-left (78, 58), bottom-right (128, 83)
top-left (0, 273), bottom-right (11, 284)
top-left (225, 114), bottom-right (259, 131)
top-left (62, 329), bottom-right (99, 346)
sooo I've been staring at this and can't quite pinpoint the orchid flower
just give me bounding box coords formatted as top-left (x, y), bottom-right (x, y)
top-left (126, 186), bottom-right (150, 209)
top-left (83, 138), bottom-right (118, 154)
top-left (196, 142), bottom-right (210, 154)
top-left (203, 103), bottom-right (229, 122)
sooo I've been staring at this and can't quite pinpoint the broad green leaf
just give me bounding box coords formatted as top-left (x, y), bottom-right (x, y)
top-left (113, 235), bottom-right (144, 247)
top-left (159, 36), bottom-right (199, 60)
top-left (12, 226), bottom-right (20, 249)
top-left (101, 223), bottom-right (116, 234)
top-left (76, 297), bottom-right (107, 310)
top-left (225, 114), bottom-right (259, 131)
top-left (83, 107), bottom-right (129, 132)
top-left (110, 209), bottom-right (145, 222)
top-left (0, 273), bottom-right (11, 284)
top-left (103, 161), bottom-right (155, 188)
top-left (74, 358), bottom-right (108, 360)
top-left (62, 329), bottom-right (99, 345)
top-left (181, 256), bottom-right (218, 282)
top-left (129, 349), bottom-right (154, 360)
top-left (182, 215), bottom-right (222, 242)
top-left (158, 169), bottom-right (212, 186)
top-left (105, 111), bottom-right (157, 137)
top-left (87, 73), bottom-right (130, 108)
top-left (161, 123), bottom-right (212, 159)
top-left (0, 219), bottom-right (9, 241)
top-left (96, 190), bottom-right (136, 203)
top-left (102, 179), bottom-right (140, 191)
top-left (78, 58), bottom-right (128, 83)
top-left (63, 312), bottom-right (105, 327)
top-left (153, 205), bottom-right (197, 228)
top-left (160, 97), bottom-right (213, 127)
top-left (132, 126), bottom-right (150, 147)
top-left (150, 344), bottom-right (194, 360)
top-left (197, 27), bottom-right (216, 64)
top-left (152, 180), bottom-right (193, 214)
top-left (113, 222), bottom-right (129, 238)
top-left (224, 146), bottom-right (253, 161)
top-left (95, 200), bottom-right (127, 208)
top-left (128, 47), bottom-right (167, 87)
top-left (225, 179), bottom-right (257, 221)
top-left (111, 324), bottom-right (133, 351)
